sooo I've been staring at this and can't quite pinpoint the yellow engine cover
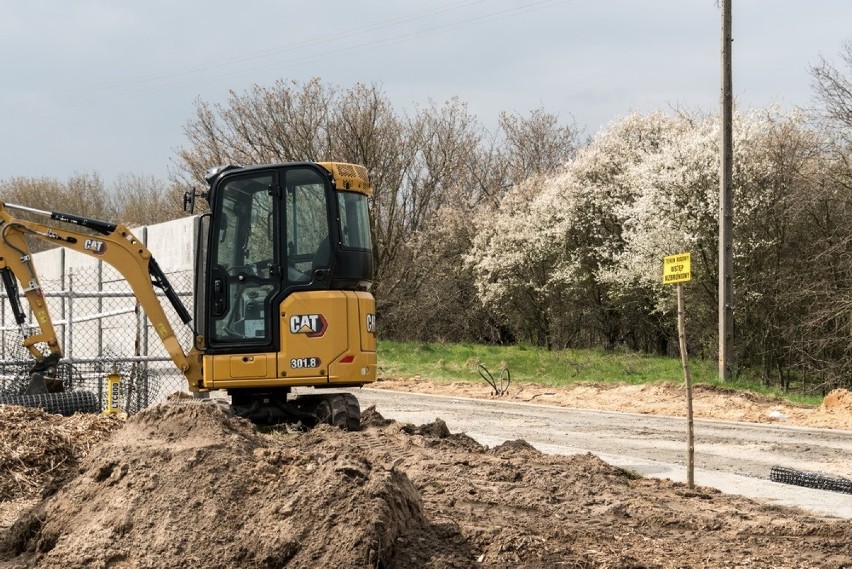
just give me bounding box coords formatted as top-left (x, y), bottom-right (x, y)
top-left (203, 291), bottom-right (376, 390)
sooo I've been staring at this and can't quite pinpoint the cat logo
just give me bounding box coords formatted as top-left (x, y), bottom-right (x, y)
top-left (366, 313), bottom-right (376, 334)
top-left (289, 314), bottom-right (327, 338)
top-left (83, 239), bottom-right (107, 255)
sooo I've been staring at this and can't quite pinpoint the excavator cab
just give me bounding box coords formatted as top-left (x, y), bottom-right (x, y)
top-left (0, 161), bottom-right (376, 428)
top-left (193, 162), bottom-right (377, 423)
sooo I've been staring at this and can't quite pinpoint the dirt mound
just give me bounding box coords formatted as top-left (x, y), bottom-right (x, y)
top-left (1, 402), bottom-right (426, 569)
top-left (1, 403), bottom-right (850, 568)
top-left (489, 439), bottom-right (541, 456)
top-left (0, 405), bottom-right (121, 502)
top-left (822, 388), bottom-right (852, 412)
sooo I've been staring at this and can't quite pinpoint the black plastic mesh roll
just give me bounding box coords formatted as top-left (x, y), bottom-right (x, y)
top-left (0, 390), bottom-right (100, 416)
top-left (770, 465), bottom-right (852, 495)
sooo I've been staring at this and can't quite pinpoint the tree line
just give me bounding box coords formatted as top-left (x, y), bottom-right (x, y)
top-left (0, 172), bottom-right (184, 248)
top-left (2, 43), bottom-right (851, 393)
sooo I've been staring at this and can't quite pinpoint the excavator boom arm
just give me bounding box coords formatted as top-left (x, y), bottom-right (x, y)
top-left (0, 202), bottom-right (201, 381)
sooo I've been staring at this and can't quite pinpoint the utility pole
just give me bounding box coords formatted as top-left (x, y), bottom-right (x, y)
top-left (719, 0), bottom-right (734, 382)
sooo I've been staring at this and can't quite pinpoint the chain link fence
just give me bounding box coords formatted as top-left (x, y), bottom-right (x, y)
top-left (0, 260), bottom-right (195, 414)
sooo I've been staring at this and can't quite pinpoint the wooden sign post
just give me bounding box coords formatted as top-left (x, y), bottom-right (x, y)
top-left (663, 253), bottom-right (694, 489)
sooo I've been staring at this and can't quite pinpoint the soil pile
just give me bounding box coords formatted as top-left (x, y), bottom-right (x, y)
top-left (1, 402), bottom-right (425, 568)
top-left (0, 406), bottom-right (120, 502)
top-left (822, 388), bottom-right (852, 412)
top-left (0, 402), bottom-right (850, 568)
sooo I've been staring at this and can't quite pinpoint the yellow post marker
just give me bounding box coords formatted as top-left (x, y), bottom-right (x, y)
top-left (663, 252), bottom-right (694, 489)
top-left (104, 373), bottom-right (128, 419)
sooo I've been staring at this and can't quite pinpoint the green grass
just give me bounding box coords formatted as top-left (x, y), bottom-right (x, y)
top-left (377, 340), bottom-right (823, 406)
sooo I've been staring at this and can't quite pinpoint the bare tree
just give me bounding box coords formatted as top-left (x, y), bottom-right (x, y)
top-left (498, 107), bottom-right (580, 186)
top-left (109, 173), bottom-right (184, 227)
top-left (173, 77), bottom-right (580, 342)
top-left (0, 173), bottom-right (116, 220)
top-left (812, 41), bottom-right (852, 137)
top-left (328, 83), bottom-right (412, 282)
top-left (0, 173), bottom-right (119, 252)
top-left (174, 78), bottom-right (339, 187)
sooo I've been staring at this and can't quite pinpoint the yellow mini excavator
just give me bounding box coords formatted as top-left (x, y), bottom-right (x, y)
top-left (0, 161), bottom-right (376, 428)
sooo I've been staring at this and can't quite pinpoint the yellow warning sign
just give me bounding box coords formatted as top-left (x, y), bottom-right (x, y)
top-left (663, 253), bottom-right (691, 284)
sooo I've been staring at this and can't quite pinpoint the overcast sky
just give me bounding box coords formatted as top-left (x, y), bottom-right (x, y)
top-left (1, 1), bottom-right (850, 186)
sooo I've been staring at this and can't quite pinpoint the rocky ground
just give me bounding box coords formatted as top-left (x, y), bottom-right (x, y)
top-left (0, 383), bottom-right (849, 568)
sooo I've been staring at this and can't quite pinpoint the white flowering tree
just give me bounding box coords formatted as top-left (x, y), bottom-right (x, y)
top-left (469, 107), bottom-right (836, 384)
top-left (469, 112), bottom-right (682, 349)
top-left (598, 109), bottom-right (821, 358)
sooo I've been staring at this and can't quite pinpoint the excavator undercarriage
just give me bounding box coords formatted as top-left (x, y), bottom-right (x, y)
top-left (229, 388), bottom-right (361, 430)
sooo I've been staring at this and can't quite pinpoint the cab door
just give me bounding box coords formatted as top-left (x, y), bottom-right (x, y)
top-left (203, 165), bottom-right (344, 387)
top-left (277, 167), bottom-right (344, 381)
top-left (206, 169), bottom-right (281, 354)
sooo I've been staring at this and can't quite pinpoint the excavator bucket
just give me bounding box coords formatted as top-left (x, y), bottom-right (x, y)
top-left (24, 372), bottom-right (47, 395)
top-left (24, 372), bottom-right (64, 395)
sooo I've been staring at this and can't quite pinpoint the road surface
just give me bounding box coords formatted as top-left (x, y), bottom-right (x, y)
top-left (351, 388), bottom-right (852, 519)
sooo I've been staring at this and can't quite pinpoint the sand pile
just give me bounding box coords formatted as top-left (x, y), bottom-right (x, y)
top-left (822, 388), bottom-right (852, 412)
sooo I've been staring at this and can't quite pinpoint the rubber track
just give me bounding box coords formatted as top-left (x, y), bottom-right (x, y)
top-left (770, 465), bottom-right (852, 495)
top-left (341, 392), bottom-right (361, 432)
top-left (292, 392), bottom-right (361, 431)
top-left (0, 391), bottom-right (100, 416)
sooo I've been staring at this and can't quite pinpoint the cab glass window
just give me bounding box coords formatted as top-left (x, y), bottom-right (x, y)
top-left (285, 168), bottom-right (331, 283)
top-left (337, 191), bottom-right (372, 250)
top-left (209, 172), bottom-right (277, 344)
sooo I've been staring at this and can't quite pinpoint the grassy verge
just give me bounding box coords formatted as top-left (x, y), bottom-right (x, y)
top-left (377, 340), bottom-right (823, 406)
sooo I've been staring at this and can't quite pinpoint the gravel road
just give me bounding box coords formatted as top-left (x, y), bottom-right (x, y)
top-left (353, 387), bottom-right (852, 519)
